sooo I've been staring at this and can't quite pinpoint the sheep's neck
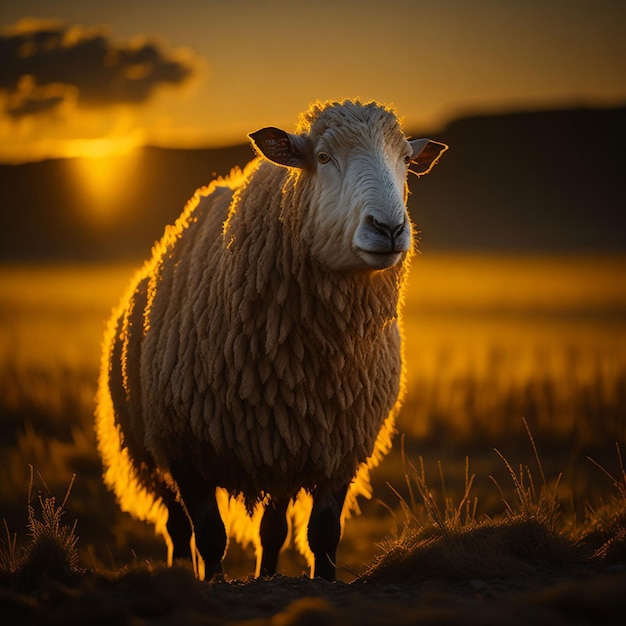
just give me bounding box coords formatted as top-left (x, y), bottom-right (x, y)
top-left (221, 161), bottom-right (410, 346)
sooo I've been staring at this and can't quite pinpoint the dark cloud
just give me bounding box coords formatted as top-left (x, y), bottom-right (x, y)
top-left (0, 20), bottom-right (196, 118)
top-left (7, 92), bottom-right (66, 118)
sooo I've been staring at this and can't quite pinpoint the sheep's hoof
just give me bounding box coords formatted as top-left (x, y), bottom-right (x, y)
top-left (313, 555), bottom-right (336, 582)
top-left (204, 559), bottom-right (223, 581)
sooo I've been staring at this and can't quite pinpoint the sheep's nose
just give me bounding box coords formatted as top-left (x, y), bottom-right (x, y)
top-left (367, 215), bottom-right (407, 241)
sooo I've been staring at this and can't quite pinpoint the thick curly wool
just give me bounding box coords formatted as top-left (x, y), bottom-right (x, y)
top-left (95, 100), bottom-right (424, 571)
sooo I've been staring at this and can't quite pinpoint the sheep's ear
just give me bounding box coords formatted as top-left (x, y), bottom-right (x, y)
top-left (409, 138), bottom-right (448, 175)
top-left (249, 127), bottom-right (310, 169)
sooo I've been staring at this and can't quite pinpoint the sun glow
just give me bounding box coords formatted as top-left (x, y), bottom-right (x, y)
top-left (68, 137), bottom-right (141, 225)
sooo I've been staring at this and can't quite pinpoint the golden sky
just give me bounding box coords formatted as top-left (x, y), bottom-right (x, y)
top-left (1, 0), bottom-right (625, 162)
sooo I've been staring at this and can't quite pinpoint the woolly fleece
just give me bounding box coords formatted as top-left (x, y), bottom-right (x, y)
top-left (95, 100), bottom-right (414, 571)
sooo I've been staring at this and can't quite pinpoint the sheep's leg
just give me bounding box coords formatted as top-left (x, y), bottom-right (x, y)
top-left (258, 497), bottom-right (290, 577)
top-left (193, 493), bottom-right (226, 579)
top-left (170, 462), bottom-right (226, 579)
top-left (163, 492), bottom-right (193, 562)
top-left (307, 485), bottom-right (348, 581)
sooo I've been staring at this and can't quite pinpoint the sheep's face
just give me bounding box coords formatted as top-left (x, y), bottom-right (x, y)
top-left (250, 101), bottom-right (447, 273)
top-left (311, 130), bottom-right (413, 272)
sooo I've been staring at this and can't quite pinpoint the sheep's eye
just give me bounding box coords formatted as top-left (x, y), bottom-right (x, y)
top-left (317, 151), bottom-right (331, 164)
top-left (404, 154), bottom-right (412, 165)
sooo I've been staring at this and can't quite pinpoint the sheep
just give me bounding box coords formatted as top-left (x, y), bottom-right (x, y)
top-left (95, 99), bottom-right (447, 581)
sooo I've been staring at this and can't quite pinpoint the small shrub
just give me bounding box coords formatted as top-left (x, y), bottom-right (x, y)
top-left (359, 421), bottom-right (587, 586)
top-left (490, 419), bottom-right (562, 529)
top-left (1, 471), bottom-right (82, 590)
top-left (577, 444), bottom-right (626, 564)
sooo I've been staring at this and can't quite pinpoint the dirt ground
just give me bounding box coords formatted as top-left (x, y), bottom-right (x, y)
top-left (1, 561), bottom-right (625, 625)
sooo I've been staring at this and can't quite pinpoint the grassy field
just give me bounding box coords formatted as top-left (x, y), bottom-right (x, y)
top-left (1, 254), bottom-right (625, 623)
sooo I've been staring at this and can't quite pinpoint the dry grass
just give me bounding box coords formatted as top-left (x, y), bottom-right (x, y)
top-left (1, 439), bottom-right (624, 625)
top-left (0, 469), bottom-right (81, 591)
top-left (359, 422), bottom-right (602, 587)
top-left (0, 256), bottom-right (625, 622)
top-left (1, 257), bottom-right (625, 571)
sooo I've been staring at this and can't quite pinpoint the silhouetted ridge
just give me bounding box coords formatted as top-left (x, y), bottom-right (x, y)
top-left (0, 106), bottom-right (624, 261)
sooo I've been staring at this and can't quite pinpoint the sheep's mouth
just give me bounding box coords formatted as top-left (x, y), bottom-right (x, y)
top-left (356, 248), bottom-right (403, 270)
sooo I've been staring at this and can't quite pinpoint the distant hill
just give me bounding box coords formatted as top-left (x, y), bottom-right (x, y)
top-left (412, 106), bottom-right (626, 253)
top-left (0, 143), bottom-right (255, 262)
top-left (0, 106), bottom-right (624, 262)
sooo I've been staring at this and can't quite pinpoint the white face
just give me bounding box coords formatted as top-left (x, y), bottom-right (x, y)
top-left (304, 132), bottom-right (413, 273)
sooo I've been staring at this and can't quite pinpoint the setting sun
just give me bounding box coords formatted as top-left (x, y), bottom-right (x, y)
top-left (68, 137), bottom-right (140, 225)
top-left (66, 136), bottom-right (139, 160)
